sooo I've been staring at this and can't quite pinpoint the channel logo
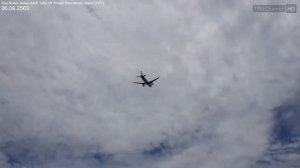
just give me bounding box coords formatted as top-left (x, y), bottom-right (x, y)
top-left (253, 4), bottom-right (297, 13)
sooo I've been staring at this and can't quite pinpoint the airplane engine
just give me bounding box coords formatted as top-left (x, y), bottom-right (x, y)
top-left (142, 84), bottom-right (145, 87)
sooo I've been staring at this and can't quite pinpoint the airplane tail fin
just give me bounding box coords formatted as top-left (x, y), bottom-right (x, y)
top-left (137, 71), bottom-right (146, 78)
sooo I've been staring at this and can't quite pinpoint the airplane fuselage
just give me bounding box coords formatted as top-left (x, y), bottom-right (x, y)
top-left (141, 76), bottom-right (148, 83)
top-left (141, 76), bottom-right (153, 87)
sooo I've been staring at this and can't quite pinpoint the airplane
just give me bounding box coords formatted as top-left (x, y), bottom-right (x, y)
top-left (133, 71), bottom-right (159, 87)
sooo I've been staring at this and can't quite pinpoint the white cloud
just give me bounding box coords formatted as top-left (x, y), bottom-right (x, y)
top-left (0, 0), bottom-right (299, 167)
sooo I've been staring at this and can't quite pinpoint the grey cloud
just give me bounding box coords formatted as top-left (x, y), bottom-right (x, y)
top-left (257, 139), bottom-right (300, 168)
top-left (0, 0), bottom-right (300, 168)
top-left (0, 152), bottom-right (8, 168)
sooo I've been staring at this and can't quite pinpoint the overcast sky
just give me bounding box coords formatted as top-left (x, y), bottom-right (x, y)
top-left (0, 0), bottom-right (300, 168)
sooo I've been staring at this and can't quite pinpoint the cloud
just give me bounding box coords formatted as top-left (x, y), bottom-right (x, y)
top-left (0, 153), bottom-right (8, 168)
top-left (0, 0), bottom-right (300, 168)
top-left (256, 102), bottom-right (300, 168)
top-left (257, 138), bottom-right (300, 168)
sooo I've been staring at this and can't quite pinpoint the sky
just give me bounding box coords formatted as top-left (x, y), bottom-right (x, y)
top-left (0, 0), bottom-right (300, 168)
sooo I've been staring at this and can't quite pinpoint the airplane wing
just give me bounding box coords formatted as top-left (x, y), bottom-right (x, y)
top-left (133, 82), bottom-right (146, 85)
top-left (148, 76), bottom-right (159, 83)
